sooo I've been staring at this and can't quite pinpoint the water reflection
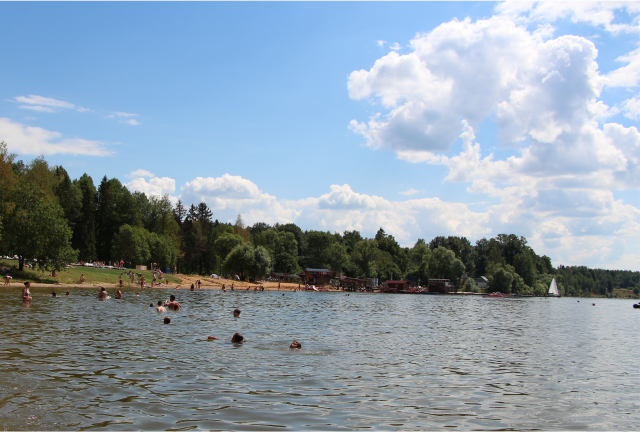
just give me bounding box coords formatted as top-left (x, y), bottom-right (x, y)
top-left (0, 288), bottom-right (638, 430)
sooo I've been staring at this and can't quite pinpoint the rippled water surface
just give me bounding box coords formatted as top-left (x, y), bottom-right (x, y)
top-left (1, 288), bottom-right (638, 430)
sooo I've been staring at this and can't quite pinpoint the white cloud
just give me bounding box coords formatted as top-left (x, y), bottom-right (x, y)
top-left (125, 119), bottom-right (140, 126)
top-left (114, 112), bottom-right (137, 117)
top-left (348, 16), bottom-right (537, 152)
top-left (622, 96), bottom-right (640, 120)
top-left (14, 94), bottom-right (88, 113)
top-left (399, 188), bottom-right (425, 196)
top-left (377, 40), bottom-right (386, 47)
top-left (19, 105), bottom-right (55, 113)
top-left (180, 174), bottom-right (298, 225)
top-left (390, 42), bottom-right (401, 51)
top-left (127, 169), bottom-right (155, 179)
top-left (496, 1), bottom-right (640, 34)
top-left (126, 176), bottom-right (176, 197)
top-left (607, 47), bottom-right (640, 88)
top-left (0, 117), bottom-right (111, 156)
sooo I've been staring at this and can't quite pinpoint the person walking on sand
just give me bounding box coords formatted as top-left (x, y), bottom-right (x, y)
top-left (4, 274), bottom-right (11, 286)
top-left (22, 282), bottom-right (32, 301)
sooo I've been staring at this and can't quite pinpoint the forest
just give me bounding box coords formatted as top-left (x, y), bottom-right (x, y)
top-left (1, 142), bottom-right (638, 297)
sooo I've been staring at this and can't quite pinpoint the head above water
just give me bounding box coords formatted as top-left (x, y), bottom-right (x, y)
top-left (158, 300), bottom-right (163, 306)
top-left (231, 333), bottom-right (244, 343)
top-left (101, 287), bottom-right (106, 291)
top-left (233, 309), bottom-right (241, 317)
top-left (164, 317), bottom-right (171, 324)
top-left (290, 340), bottom-right (301, 349)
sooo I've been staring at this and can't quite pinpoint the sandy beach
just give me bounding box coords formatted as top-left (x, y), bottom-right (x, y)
top-left (14, 275), bottom-right (342, 292)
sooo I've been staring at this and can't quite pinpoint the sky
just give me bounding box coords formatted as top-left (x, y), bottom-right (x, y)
top-left (1, 2), bottom-right (639, 271)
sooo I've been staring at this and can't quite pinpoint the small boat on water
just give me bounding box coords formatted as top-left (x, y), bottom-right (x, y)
top-left (547, 278), bottom-right (560, 297)
top-left (633, 303), bottom-right (640, 309)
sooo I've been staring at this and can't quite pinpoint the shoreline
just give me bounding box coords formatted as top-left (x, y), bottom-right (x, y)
top-left (5, 276), bottom-right (335, 292)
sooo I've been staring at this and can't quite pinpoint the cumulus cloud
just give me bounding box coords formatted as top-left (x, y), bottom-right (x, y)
top-left (180, 174), bottom-right (298, 225)
top-left (125, 119), bottom-right (140, 126)
top-left (399, 188), bottom-right (425, 196)
top-left (126, 176), bottom-right (176, 197)
top-left (346, 7), bottom-right (639, 270)
top-left (127, 169), bottom-right (155, 179)
top-left (0, 117), bottom-right (111, 156)
top-left (14, 95), bottom-right (88, 113)
top-left (496, 1), bottom-right (640, 34)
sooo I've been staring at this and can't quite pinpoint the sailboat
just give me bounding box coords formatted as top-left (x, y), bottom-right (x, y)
top-left (547, 278), bottom-right (560, 297)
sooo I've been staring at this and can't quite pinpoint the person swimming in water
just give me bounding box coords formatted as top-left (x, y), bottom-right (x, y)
top-left (157, 300), bottom-right (166, 312)
top-left (233, 308), bottom-right (241, 318)
top-left (163, 317), bottom-right (171, 324)
top-left (231, 333), bottom-right (244, 343)
top-left (164, 294), bottom-right (181, 310)
top-left (98, 287), bottom-right (110, 299)
top-left (114, 290), bottom-right (122, 299)
top-left (289, 340), bottom-right (301, 349)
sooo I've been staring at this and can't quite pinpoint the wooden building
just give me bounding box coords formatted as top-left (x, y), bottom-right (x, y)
top-left (383, 280), bottom-right (410, 292)
top-left (300, 268), bottom-right (339, 286)
top-left (339, 276), bottom-right (368, 290)
top-left (427, 278), bottom-right (453, 293)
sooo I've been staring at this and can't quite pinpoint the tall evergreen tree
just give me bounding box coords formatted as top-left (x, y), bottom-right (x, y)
top-left (72, 174), bottom-right (97, 261)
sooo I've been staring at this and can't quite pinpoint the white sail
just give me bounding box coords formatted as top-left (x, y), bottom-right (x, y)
top-left (548, 278), bottom-right (559, 296)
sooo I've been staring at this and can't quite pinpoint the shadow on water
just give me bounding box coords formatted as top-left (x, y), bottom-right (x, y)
top-left (1, 288), bottom-right (638, 430)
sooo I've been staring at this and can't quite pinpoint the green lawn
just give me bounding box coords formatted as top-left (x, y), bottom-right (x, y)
top-left (0, 259), bottom-right (182, 286)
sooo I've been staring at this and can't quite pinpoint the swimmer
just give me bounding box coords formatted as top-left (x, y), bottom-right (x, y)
top-left (231, 333), bottom-right (244, 343)
top-left (52, 291), bottom-right (57, 297)
top-left (190, 283), bottom-right (194, 290)
top-left (150, 303), bottom-right (154, 307)
top-left (22, 282), bottom-right (32, 301)
top-left (233, 309), bottom-right (241, 318)
top-left (65, 291), bottom-right (70, 296)
top-left (164, 317), bottom-right (171, 324)
top-left (289, 340), bottom-right (301, 349)
top-left (157, 300), bottom-right (166, 312)
top-left (114, 290), bottom-right (122, 299)
top-left (98, 287), bottom-right (110, 299)
top-left (207, 336), bottom-right (220, 340)
top-left (165, 294), bottom-right (181, 310)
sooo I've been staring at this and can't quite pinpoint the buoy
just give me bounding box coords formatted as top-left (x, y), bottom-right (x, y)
top-left (592, 303), bottom-right (595, 306)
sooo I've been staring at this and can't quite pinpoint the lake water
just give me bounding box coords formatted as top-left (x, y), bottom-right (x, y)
top-left (1, 288), bottom-right (638, 430)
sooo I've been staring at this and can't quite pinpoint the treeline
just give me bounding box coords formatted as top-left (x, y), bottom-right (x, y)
top-left (0, 144), bottom-right (638, 297)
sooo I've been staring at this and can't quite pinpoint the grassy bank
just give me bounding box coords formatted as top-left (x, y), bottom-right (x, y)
top-left (0, 259), bottom-right (182, 286)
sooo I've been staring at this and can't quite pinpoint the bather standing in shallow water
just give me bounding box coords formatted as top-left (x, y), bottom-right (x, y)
top-left (22, 282), bottom-right (32, 301)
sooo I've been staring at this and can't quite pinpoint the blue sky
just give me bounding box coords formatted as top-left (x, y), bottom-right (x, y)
top-left (1, 2), bottom-right (639, 271)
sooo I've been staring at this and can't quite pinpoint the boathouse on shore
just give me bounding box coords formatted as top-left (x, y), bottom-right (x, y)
top-left (300, 268), bottom-right (338, 286)
top-left (428, 278), bottom-right (453, 293)
top-left (384, 280), bottom-right (410, 291)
